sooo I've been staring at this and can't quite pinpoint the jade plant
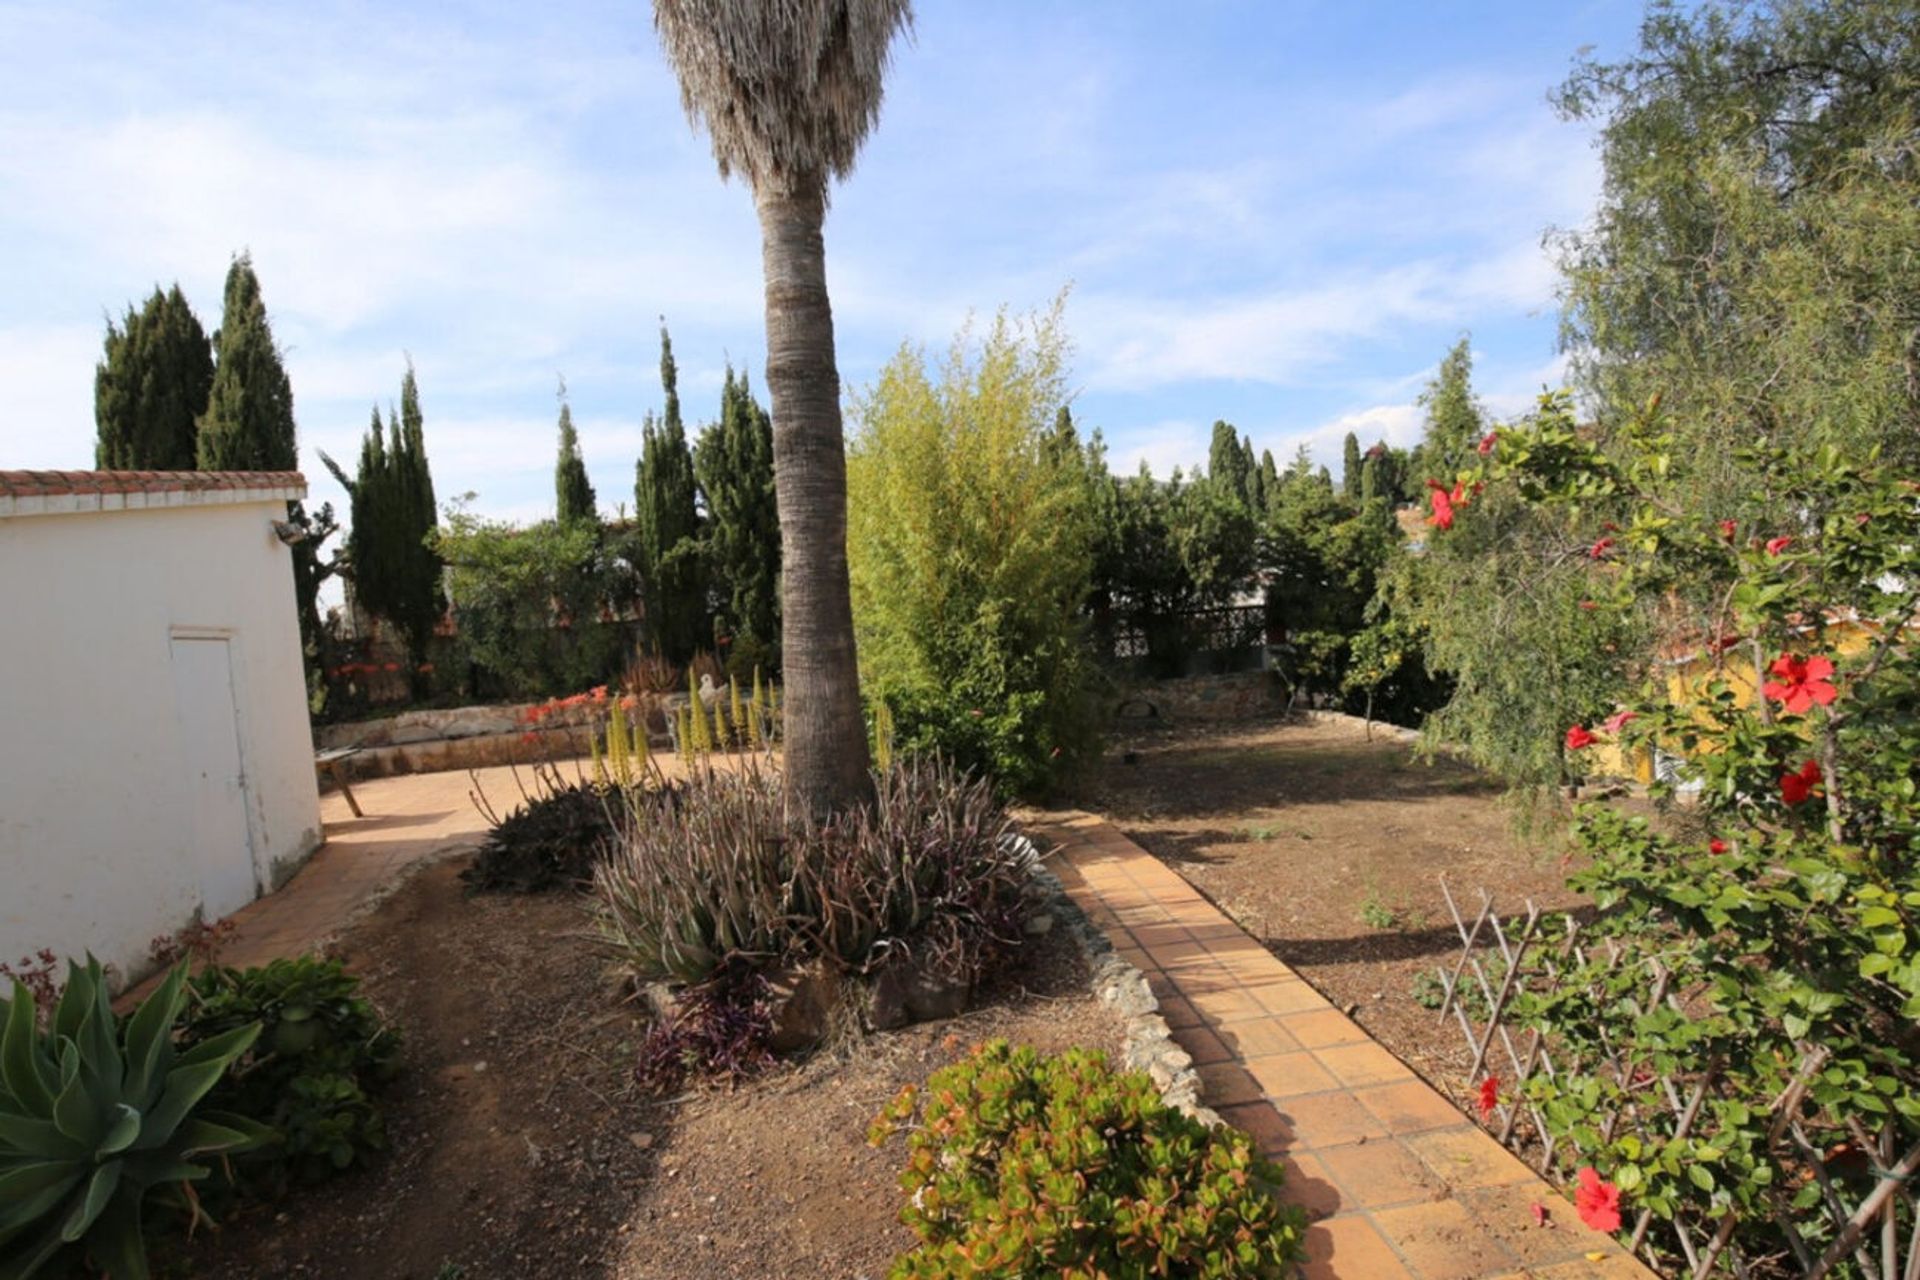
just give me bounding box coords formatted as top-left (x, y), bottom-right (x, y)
top-left (0, 957), bottom-right (270, 1280)
top-left (869, 1041), bottom-right (1307, 1278)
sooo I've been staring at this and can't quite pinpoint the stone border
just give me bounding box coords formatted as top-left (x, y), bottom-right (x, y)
top-left (1014, 833), bottom-right (1220, 1127)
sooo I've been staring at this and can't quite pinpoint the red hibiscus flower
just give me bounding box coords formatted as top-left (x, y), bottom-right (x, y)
top-left (1574, 1167), bottom-right (1622, 1233)
top-left (1766, 536), bottom-right (1795, 556)
top-left (1761, 655), bottom-right (1837, 715)
top-left (1426, 479), bottom-right (1458, 531)
top-left (1589, 537), bottom-right (1615, 560)
top-left (1709, 838), bottom-right (1729, 855)
top-left (1565, 725), bottom-right (1597, 751)
top-left (1780, 760), bottom-right (1823, 806)
top-left (1601, 710), bottom-right (1637, 735)
top-left (1718, 519), bottom-right (1736, 541)
top-left (1477, 431), bottom-right (1497, 456)
top-left (1477, 1075), bottom-right (1500, 1122)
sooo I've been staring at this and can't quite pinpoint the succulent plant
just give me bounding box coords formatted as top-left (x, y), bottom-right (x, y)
top-left (0, 956), bottom-right (270, 1280)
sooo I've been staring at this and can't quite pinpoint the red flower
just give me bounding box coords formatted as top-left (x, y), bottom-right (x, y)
top-left (1565, 725), bottom-right (1596, 751)
top-left (1589, 537), bottom-right (1615, 560)
top-left (1766, 536), bottom-right (1795, 556)
top-left (1477, 431), bottom-right (1497, 456)
top-left (1579, 600), bottom-right (1598, 611)
top-left (1780, 760), bottom-right (1823, 806)
top-left (1477, 1075), bottom-right (1500, 1122)
top-left (1601, 710), bottom-right (1637, 735)
top-left (417, 662), bottom-right (435, 674)
top-left (383, 661), bottom-right (400, 672)
top-left (1530, 1202), bottom-right (1551, 1227)
top-left (1426, 479), bottom-right (1457, 531)
top-left (1709, 838), bottom-right (1728, 855)
top-left (590, 685), bottom-right (609, 702)
top-left (1761, 655), bottom-right (1837, 716)
top-left (1574, 1167), bottom-right (1622, 1234)
top-left (1718, 519), bottom-right (1736, 541)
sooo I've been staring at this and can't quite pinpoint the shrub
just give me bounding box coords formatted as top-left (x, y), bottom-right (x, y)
top-left (631, 973), bottom-right (775, 1095)
top-left (181, 955), bottom-right (401, 1194)
top-left (597, 757), bottom-right (1029, 989)
top-left (846, 300), bottom-right (1097, 796)
top-left (0, 957), bottom-right (270, 1280)
top-left (869, 1041), bottom-right (1307, 1278)
top-left (464, 767), bottom-right (629, 893)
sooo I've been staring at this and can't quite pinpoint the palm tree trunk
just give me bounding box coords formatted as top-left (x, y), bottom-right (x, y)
top-left (756, 181), bottom-right (873, 820)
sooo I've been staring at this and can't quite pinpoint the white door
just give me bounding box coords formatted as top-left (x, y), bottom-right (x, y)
top-left (169, 636), bottom-right (258, 920)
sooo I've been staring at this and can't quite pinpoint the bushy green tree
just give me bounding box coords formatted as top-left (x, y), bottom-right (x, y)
top-left (93, 284), bottom-right (213, 470)
top-left (196, 255), bottom-right (296, 472)
top-left (1260, 468), bottom-right (1400, 702)
top-left (554, 383), bottom-right (596, 525)
top-left (634, 325), bottom-right (707, 664)
top-left (433, 502), bottom-right (625, 698)
top-left (847, 302), bottom-right (1094, 794)
top-left (1207, 419), bottom-right (1252, 508)
top-left (1556, 0), bottom-right (1920, 497)
top-left (695, 366), bottom-right (781, 675)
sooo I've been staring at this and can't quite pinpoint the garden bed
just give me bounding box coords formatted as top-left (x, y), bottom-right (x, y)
top-left (177, 855), bottom-right (1123, 1279)
top-left (1063, 715), bottom-right (1599, 1108)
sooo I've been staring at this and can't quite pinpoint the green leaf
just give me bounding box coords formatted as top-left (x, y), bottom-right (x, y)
top-left (98, 1104), bottom-right (141, 1156)
top-left (121, 965), bottom-right (188, 1104)
top-left (58, 1160), bottom-right (121, 1243)
top-left (0, 982), bottom-right (55, 1117)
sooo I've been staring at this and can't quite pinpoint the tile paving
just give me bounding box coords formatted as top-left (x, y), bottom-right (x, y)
top-left (1029, 810), bottom-right (1657, 1280)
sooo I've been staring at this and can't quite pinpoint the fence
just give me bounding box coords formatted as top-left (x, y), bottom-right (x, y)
top-left (1107, 603), bottom-right (1267, 673)
top-left (1432, 882), bottom-right (1920, 1279)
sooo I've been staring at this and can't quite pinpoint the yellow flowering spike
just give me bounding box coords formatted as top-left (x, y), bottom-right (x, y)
top-left (729, 677), bottom-right (747, 751)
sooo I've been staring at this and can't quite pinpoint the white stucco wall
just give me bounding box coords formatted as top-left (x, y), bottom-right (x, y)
top-left (0, 497), bottom-right (322, 989)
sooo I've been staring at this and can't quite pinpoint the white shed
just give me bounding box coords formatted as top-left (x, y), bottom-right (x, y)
top-left (0, 469), bottom-right (323, 988)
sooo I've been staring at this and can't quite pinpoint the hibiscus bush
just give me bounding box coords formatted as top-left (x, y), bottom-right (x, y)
top-left (1444, 395), bottom-right (1920, 1272)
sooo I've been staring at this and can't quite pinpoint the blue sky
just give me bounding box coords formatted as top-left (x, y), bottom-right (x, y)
top-left (0, 1), bottom-right (1648, 524)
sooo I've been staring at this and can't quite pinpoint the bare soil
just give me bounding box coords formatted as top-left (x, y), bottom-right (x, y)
top-left (175, 858), bottom-right (1122, 1280)
top-left (1064, 716), bottom-right (1599, 1108)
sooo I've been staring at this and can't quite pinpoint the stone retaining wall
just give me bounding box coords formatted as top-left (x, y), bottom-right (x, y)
top-left (1115, 669), bottom-right (1286, 723)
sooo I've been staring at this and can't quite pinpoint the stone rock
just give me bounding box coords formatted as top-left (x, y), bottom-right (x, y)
top-left (868, 960), bottom-right (972, 1030)
top-left (764, 960), bottom-right (841, 1052)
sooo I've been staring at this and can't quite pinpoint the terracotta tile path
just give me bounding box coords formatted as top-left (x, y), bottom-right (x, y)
top-left (1028, 811), bottom-right (1656, 1280)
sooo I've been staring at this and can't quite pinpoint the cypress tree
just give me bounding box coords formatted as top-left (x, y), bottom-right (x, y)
top-left (695, 366), bottom-right (781, 673)
top-left (325, 367), bottom-right (442, 682)
top-left (196, 255), bottom-right (296, 471)
top-left (1342, 432), bottom-right (1363, 500)
top-left (94, 284), bottom-right (213, 469)
top-left (1258, 449), bottom-right (1281, 514)
top-left (555, 381), bottom-right (596, 524)
top-left (634, 324), bottom-right (706, 663)
top-left (1207, 420), bottom-right (1251, 507)
top-left (1360, 454), bottom-right (1380, 503)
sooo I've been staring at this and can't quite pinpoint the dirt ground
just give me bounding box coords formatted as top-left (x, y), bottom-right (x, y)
top-left (175, 858), bottom-right (1122, 1280)
top-left (1064, 715), bottom-right (1597, 1109)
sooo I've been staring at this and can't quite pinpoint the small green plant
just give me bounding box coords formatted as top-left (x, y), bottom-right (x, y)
top-left (1357, 883), bottom-right (1398, 930)
top-left (869, 1041), bottom-right (1306, 1278)
top-left (0, 957), bottom-right (271, 1280)
top-left (182, 955), bottom-right (401, 1194)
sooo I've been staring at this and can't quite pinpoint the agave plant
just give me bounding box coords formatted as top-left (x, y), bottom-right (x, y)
top-left (0, 956), bottom-right (271, 1280)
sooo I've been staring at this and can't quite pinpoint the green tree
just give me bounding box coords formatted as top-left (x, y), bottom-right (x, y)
top-left (634, 325), bottom-right (706, 664)
top-left (847, 302), bottom-right (1094, 794)
top-left (652, 0), bottom-right (911, 818)
top-left (1257, 448), bottom-right (1280, 514)
top-left (1261, 470), bottom-right (1399, 702)
top-left (93, 284), bottom-right (213, 470)
top-left (1340, 432), bottom-right (1362, 501)
top-left (1556, 0), bottom-right (1920, 494)
top-left (1207, 420), bottom-right (1251, 508)
top-left (695, 365), bottom-right (781, 675)
top-left (324, 366), bottom-right (442, 684)
top-left (196, 255), bottom-right (296, 472)
top-left (1411, 338), bottom-right (1483, 483)
top-left (554, 382), bottom-right (597, 525)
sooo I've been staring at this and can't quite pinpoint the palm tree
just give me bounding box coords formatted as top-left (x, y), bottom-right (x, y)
top-left (652, 0), bottom-right (911, 820)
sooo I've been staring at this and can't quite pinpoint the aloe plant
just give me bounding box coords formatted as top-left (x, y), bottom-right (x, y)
top-left (0, 956), bottom-right (270, 1280)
